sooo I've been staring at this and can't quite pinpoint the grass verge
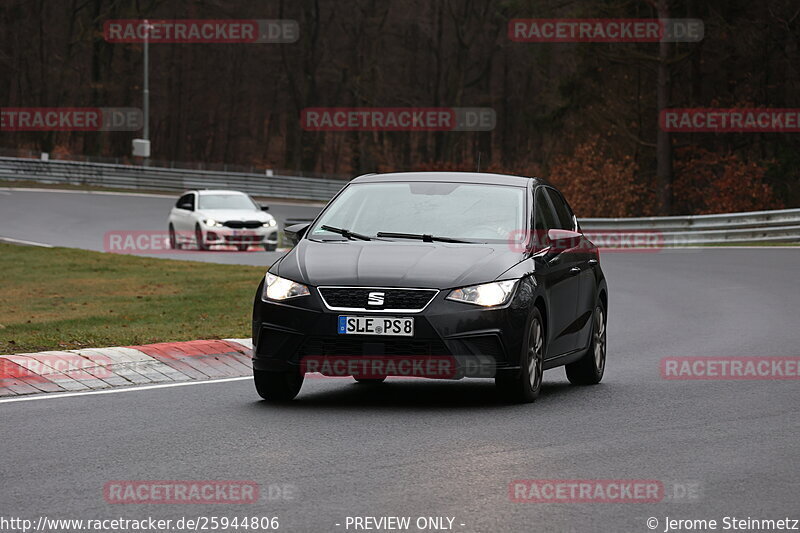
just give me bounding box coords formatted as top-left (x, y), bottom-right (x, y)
top-left (0, 243), bottom-right (266, 354)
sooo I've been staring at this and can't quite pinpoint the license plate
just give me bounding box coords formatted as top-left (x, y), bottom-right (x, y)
top-left (338, 316), bottom-right (414, 337)
top-left (232, 230), bottom-right (252, 237)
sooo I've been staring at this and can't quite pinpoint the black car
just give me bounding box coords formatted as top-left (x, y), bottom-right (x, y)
top-left (252, 172), bottom-right (607, 403)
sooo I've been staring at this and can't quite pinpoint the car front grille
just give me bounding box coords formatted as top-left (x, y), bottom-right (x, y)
top-left (297, 337), bottom-right (451, 357)
top-left (223, 220), bottom-right (263, 229)
top-left (318, 287), bottom-right (437, 311)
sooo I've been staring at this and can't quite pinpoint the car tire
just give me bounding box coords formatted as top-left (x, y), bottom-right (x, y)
top-left (263, 242), bottom-right (277, 252)
top-left (354, 376), bottom-right (386, 384)
top-left (168, 224), bottom-right (180, 249)
top-left (496, 308), bottom-right (544, 403)
top-left (565, 303), bottom-right (606, 385)
top-left (254, 369), bottom-right (304, 401)
top-left (195, 224), bottom-right (208, 251)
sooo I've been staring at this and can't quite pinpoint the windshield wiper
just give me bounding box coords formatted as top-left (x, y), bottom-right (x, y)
top-left (376, 231), bottom-right (470, 243)
top-left (320, 225), bottom-right (372, 241)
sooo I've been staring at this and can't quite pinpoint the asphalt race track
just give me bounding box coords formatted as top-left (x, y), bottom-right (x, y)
top-left (0, 188), bottom-right (324, 265)
top-left (1, 188), bottom-right (799, 531)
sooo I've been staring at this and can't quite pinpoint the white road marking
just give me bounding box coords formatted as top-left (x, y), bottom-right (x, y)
top-left (0, 236), bottom-right (54, 248)
top-left (0, 187), bottom-right (326, 206)
top-left (0, 376), bottom-right (251, 404)
top-left (225, 338), bottom-right (253, 349)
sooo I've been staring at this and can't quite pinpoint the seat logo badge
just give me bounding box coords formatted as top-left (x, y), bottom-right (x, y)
top-left (367, 292), bottom-right (385, 306)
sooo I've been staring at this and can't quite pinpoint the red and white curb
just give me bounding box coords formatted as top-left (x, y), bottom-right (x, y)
top-left (0, 338), bottom-right (253, 397)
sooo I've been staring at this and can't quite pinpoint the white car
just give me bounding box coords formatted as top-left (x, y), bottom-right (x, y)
top-left (168, 190), bottom-right (279, 251)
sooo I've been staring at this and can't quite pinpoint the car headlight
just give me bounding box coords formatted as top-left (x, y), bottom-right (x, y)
top-left (262, 219), bottom-right (277, 227)
top-left (263, 273), bottom-right (310, 301)
top-left (446, 280), bottom-right (518, 307)
top-left (204, 218), bottom-right (223, 228)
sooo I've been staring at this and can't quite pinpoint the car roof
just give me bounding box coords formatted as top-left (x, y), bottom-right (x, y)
top-left (187, 189), bottom-right (248, 196)
top-left (350, 171), bottom-right (547, 187)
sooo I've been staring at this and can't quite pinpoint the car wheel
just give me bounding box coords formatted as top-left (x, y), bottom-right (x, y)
top-left (168, 224), bottom-right (180, 249)
top-left (194, 224), bottom-right (208, 251)
top-left (263, 242), bottom-right (277, 252)
top-left (254, 369), bottom-right (304, 401)
top-left (565, 304), bottom-right (606, 385)
top-left (354, 376), bottom-right (386, 384)
top-left (496, 308), bottom-right (544, 403)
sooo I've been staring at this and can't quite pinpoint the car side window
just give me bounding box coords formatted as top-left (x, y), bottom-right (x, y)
top-left (545, 188), bottom-right (575, 231)
top-left (177, 193), bottom-right (195, 210)
top-left (534, 188), bottom-right (558, 232)
top-left (561, 194), bottom-right (578, 230)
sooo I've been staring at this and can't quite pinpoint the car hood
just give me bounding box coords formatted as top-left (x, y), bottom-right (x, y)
top-left (275, 239), bottom-right (526, 289)
top-left (195, 209), bottom-right (271, 221)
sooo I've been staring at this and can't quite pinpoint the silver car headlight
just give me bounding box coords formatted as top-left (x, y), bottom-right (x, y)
top-left (262, 219), bottom-right (277, 227)
top-left (446, 280), bottom-right (518, 307)
top-left (204, 218), bottom-right (223, 228)
top-left (263, 273), bottom-right (310, 301)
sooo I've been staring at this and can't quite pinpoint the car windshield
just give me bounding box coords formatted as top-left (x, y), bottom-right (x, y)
top-left (309, 181), bottom-right (527, 243)
top-left (198, 194), bottom-right (256, 210)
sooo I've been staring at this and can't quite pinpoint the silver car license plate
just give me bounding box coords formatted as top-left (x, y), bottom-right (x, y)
top-left (338, 316), bottom-right (414, 337)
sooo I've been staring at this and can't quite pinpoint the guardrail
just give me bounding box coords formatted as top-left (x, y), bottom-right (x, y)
top-left (1, 155), bottom-right (796, 245)
top-left (580, 209), bottom-right (800, 246)
top-left (0, 156), bottom-right (345, 202)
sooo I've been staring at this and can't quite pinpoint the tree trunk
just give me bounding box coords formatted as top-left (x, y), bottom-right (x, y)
top-left (656, 0), bottom-right (673, 215)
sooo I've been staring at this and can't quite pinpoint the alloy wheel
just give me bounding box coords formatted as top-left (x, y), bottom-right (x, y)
top-left (528, 318), bottom-right (544, 392)
top-left (593, 306), bottom-right (606, 372)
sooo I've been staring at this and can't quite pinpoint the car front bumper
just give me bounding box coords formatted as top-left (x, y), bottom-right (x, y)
top-left (203, 227), bottom-right (278, 245)
top-left (252, 279), bottom-right (536, 379)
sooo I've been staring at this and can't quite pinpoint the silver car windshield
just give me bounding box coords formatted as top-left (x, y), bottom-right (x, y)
top-left (309, 181), bottom-right (527, 243)
top-left (198, 194), bottom-right (257, 210)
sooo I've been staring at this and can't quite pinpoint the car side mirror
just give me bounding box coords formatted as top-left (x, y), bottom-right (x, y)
top-left (284, 223), bottom-right (310, 246)
top-left (261, 205), bottom-right (270, 211)
top-left (178, 202), bottom-right (194, 211)
top-left (546, 229), bottom-right (582, 256)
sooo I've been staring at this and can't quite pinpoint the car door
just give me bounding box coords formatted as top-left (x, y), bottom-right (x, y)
top-left (533, 187), bottom-right (580, 358)
top-left (544, 187), bottom-right (595, 353)
top-left (568, 206), bottom-right (600, 352)
top-left (172, 193), bottom-right (196, 232)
